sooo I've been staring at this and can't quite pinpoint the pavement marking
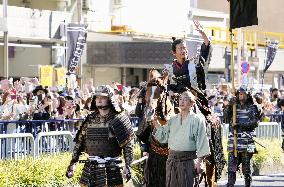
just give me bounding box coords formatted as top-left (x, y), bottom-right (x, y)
top-left (217, 173), bottom-right (284, 185)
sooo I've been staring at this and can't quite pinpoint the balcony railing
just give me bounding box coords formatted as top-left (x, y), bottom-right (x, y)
top-left (204, 27), bottom-right (284, 49)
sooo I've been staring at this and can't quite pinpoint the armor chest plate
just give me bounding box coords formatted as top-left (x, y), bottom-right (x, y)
top-left (236, 105), bottom-right (250, 124)
top-left (85, 121), bottom-right (121, 157)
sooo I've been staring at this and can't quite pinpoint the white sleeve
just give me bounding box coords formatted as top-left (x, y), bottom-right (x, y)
top-left (187, 62), bottom-right (198, 87)
top-left (153, 118), bottom-right (172, 144)
top-left (195, 116), bottom-right (210, 158)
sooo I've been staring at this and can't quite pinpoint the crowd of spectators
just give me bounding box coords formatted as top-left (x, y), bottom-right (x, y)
top-left (0, 78), bottom-right (142, 135)
top-left (206, 86), bottom-right (284, 123)
top-left (0, 77), bottom-right (284, 135)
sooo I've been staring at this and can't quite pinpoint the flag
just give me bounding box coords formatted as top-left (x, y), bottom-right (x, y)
top-left (40, 65), bottom-right (53, 87)
top-left (55, 67), bottom-right (66, 86)
top-left (67, 23), bottom-right (87, 75)
top-left (264, 41), bottom-right (279, 73)
top-left (230, 0), bottom-right (258, 29)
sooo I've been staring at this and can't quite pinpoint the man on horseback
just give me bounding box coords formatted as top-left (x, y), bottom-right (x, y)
top-left (137, 20), bottom-right (225, 187)
top-left (164, 20), bottom-right (226, 187)
top-left (167, 20), bottom-right (211, 95)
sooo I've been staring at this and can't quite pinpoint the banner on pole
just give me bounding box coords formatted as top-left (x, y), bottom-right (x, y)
top-left (264, 41), bottom-right (279, 73)
top-left (67, 23), bottom-right (87, 75)
top-left (40, 65), bottom-right (53, 87)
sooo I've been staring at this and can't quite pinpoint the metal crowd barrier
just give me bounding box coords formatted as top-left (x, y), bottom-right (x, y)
top-left (0, 133), bottom-right (34, 159)
top-left (221, 122), bottom-right (281, 139)
top-left (255, 122), bottom-right (281, 139)
top-left (0, 117), bottom-right (140, 135)
top-left (0, 116), bottom-right (141, 160)
top-left (34, 131), bottom-right (74, 158)
top-left (0, 118), bottom-right (84, 136)
top-left (266, 113), bottom-right (284, 123)
top-left (0, 131), bottom-right (74, 160)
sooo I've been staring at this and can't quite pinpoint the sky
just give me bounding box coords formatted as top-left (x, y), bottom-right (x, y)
top-left (89, 0), bottom-right (191, 37)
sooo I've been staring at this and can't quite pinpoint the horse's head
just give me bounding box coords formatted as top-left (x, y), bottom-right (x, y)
top-left (144, 69), bottom-right (173, 125)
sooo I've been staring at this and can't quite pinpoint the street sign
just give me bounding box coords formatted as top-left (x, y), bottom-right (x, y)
top-left (241, 61), bottom-right (250, 74)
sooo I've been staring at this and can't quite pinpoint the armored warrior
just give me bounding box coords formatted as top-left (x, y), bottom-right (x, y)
top-left (224, 86), bottom-right (260, 187)
top-left (276, 99), bottom-right (284, 151)
top-left (66, 85), bottom-right (134, 187)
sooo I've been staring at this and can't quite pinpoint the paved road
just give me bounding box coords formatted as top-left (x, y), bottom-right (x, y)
top-left (217, 173), bottom-right (284, 187)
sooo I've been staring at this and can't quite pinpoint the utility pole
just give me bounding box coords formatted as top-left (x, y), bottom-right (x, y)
top-left (237, 28), bottom-right (242, 87)
top-left (254, 32), bottom-right (260, 82)
top-left (230, 29), bottom-right (237, 158)
top-left (3, 0), bottom-right (9, 79)
top-left (77, 0), bottom-right (83, 23)
top-left (77, 0), bottom-right (83, 88)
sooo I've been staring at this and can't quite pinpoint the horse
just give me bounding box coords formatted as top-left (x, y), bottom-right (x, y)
top-left (136, 68), bottom-right (174, 187)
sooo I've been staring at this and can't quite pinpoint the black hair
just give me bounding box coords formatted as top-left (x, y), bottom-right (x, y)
top-left (271, 88), bottom-right (278, 93)
top-left (208, 95), bottom-right (216, 101)
top-left (65, 96), bottom-right (74, 101)
top-left (171, 37), bottom-right (185, 53)
top-left (253, 93), bottom-right (263, 104)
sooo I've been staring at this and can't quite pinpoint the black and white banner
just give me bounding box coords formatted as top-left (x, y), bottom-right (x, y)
top-left (264, 41), bottom-right (279, 73)
top-left (67, 23), bottom-right (87, 75)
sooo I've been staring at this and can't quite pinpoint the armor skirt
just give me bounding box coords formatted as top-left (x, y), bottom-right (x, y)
top-left (80, 162), bottom-right (123, 187)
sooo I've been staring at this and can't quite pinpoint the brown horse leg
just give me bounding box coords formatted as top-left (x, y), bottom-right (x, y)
top-left (205, 162), bottom-right (217, 187)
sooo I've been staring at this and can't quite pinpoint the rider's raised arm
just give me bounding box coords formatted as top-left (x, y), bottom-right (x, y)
top-left (194, 20), bottom-right (212, 63)
top-left (194, 20), bottom-right (209, 47)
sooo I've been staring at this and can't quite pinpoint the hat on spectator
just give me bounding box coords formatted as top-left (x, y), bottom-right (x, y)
top-left (32, 85), bottom-right (48, 95)
top-left (58, 91), bottom-right (68, 97)
top-left (111, 82), bottom-right (123, 91)
top-left (65, 95), bottom-right (74, 101)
